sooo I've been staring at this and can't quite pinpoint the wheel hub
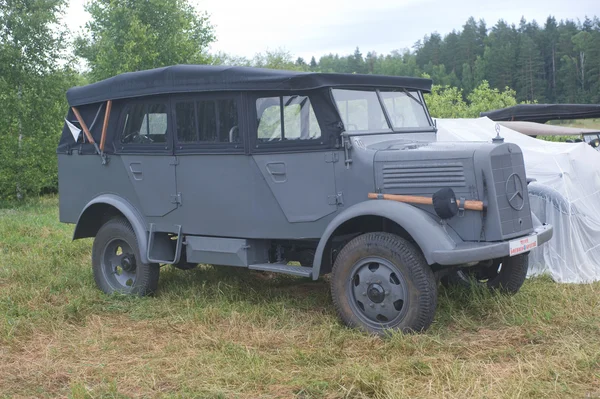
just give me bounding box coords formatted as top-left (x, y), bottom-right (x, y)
top-left (367, 283), bottom-right (385, 303)
top-left (348, 257), bottom-right (409, 326)
top-left (121, 255), bottom-right (136, 272)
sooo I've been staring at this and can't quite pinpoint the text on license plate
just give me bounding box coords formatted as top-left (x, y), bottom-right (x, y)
top-left (509, 235), bottom-right (538, 256)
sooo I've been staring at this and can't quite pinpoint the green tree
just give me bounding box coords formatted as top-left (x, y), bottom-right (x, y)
top-left (0, 0), bottom-right (75, 200)
top-left (516, 34), bottom-right (545, 102)
top-left (75, 0), bottom-right (215, 82)
top-left (426, 85), bottom-right (468, 118)
top-left (346, 47), bottom-right (366, 74)
top-left (426, 81), bottom-right (517, 119)
top-left (252, 49), bottom-right (306, 70)
top-left (482, 21), bottom-right (518, 91)
top-left (466, 81), bottom-right (518, 117)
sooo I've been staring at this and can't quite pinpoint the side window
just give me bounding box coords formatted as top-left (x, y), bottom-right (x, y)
top-left (256, 95), bottom-right (321, 142)
top-left (121, 103), bottom-right (167, 144)
top-left (175, 98), bottom-right (240, 144)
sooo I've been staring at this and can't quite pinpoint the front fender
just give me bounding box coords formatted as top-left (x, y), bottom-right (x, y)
top-left (311, 200), bottom-right (457, 279)
top-left (74, 194), bottom-right (150, 264)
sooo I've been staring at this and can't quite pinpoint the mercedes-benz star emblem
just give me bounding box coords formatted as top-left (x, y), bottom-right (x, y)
top-left (505, 173), bottom-right (525, 210)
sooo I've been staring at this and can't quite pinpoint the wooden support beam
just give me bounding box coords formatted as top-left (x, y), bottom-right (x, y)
top-left (71, 106), bottom-right (95, 144)
top-left (100, 100), bottom-right (112, 151)
top-left (368, 192), bottom-right (485, 212)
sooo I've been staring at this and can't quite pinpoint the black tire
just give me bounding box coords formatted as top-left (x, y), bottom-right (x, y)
top-left (447, 254), bottom-right (529, 295)
top-left (331, 232), bottom-right (437, 335)
top-left (92, 218), bottom-right (160, 296)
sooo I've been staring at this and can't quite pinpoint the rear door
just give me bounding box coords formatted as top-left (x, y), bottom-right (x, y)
top-left (170, 93), bottom-right (249, 236)
top-left (117, 98), bottom-right (178, 217)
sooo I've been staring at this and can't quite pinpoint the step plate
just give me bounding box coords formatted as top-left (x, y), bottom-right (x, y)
top-left (248, 264), bottom-right (312, 278)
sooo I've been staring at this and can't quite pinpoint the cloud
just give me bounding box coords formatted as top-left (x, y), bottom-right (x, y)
top-left (65, 0), bottom-right (598, 62)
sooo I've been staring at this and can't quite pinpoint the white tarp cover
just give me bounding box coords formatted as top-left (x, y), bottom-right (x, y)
top-left (436, 117), bottom-right (600, 283)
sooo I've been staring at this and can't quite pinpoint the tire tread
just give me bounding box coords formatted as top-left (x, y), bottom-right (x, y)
top-left (331, 232), bottom-right (437, 334)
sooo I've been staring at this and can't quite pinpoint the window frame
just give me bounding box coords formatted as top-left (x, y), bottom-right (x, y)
top-left (331, 87), bottom-right (437, 136)
top-left (115, 97), bottom-right (172, 154)
top-left (172, 92), bottom-right (245, 154)
top-left (249, 91), bottom-right (331, 153)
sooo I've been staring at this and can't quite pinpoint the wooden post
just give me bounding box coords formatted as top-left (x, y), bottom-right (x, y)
top-left (100, 100), bottom-right (112, 152)
top-left (71, 106), bottom-right (95, 144)
top-left (368, 193), bottom-right (485, 212)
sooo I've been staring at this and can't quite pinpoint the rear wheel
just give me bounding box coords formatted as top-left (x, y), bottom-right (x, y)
top-left (447, 254), bottom-right (529, 294)
top-left (92, 218), bottom-right (160, 296)
top-left (331, 232), bottom-right (437, 335)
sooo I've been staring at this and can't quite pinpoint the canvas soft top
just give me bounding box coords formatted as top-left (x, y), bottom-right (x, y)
top-left (481, 104), bottom-right (600, 123)
top-left (66, 65), bottom-right (433, 106)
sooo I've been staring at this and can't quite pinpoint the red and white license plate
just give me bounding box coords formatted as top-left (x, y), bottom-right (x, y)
top-left (509, 235), bottom-right (538, 257)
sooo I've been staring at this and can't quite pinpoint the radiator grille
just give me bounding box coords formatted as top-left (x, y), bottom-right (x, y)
top-left (381, 163), bottom-right (466, 189)
top-left (491, 153), bottom-right (533, 237)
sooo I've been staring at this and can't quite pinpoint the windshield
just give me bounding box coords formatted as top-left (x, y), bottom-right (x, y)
top-left (332, 89), bottom-right (432, 134)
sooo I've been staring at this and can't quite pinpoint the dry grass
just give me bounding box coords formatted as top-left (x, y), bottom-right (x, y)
top-left (1, 197), bottom-right (599, 398)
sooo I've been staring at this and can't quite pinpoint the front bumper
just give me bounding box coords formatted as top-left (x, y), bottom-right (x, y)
top-left (430, 224), bottom-right (553, 266)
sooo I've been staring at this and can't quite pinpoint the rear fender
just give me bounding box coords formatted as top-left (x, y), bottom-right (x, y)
top-left (74, 194), bottom-right (150, 264)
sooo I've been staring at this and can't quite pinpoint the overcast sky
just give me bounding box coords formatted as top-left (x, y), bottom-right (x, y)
top-left (64, 0), bottom-right (598, 61)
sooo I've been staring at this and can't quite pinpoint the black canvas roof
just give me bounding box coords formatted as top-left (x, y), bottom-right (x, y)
top-left (481, 104), bottom-right (600, 123)
top-left (66, 65), bottom-right (433, 106)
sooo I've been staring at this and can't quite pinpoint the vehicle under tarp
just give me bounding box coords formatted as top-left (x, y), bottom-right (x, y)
top-left (436, 117), bottom-right (600, 283)
top-left (481, 104), bottom-right (600, 123)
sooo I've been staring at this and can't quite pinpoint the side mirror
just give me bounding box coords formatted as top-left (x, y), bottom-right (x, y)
top-left (589, 138), bottom-right (600, 148)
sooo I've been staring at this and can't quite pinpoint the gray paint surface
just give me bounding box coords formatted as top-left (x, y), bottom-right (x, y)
top-left (122, 155), bottom-right (178, 217)
top-left (253, 152), bottom-right (337, 223)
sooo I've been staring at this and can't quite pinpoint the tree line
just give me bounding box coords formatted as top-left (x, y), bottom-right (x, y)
top-left (0, 0), bottom-right (597, 200)
top-left (247, 16), bottom-right (599, 105)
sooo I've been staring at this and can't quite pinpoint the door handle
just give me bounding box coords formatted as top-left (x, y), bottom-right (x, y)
top-left (129, 163), bottom-right (143, 181)
top-left (266, 162), bottom-right (286, 183)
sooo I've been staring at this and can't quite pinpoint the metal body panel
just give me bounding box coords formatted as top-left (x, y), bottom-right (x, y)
top-left (311, 200), bottom-right (458, 278)
top-left (249, 264), bottom-right (312, 277)
top-left (166, 153), bottom-right (341, 239)
top-left (74, 193), bottom-right (151, 264)
top-left (58, 153), bottom-right (144, 224)
top-left (252, 152), bottom-right (337, 223)
top-left (185, 236), bottom-right (269, 266)
top-left (430, 224), bottom-right (552, 265)
top-left (121, 155), bottom-right (178, 217)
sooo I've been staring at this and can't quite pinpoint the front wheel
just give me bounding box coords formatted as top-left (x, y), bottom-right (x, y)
top-left (331, 232), bottom-right (437, 335)
top-left (447, 254), bottom-right (529, 295)
top-left (92, 218), bottom-right (160, 296)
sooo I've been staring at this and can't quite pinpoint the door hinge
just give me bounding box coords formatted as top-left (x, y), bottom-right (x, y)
top-left (328, 192), bottom-right (344, 206)
top-left (325, 152), bottom-right (339, 163)
top-left (170, 192), bottom-right (182, 205)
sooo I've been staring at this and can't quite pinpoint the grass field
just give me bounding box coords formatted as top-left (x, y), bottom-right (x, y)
top-left (1, 197), bottom-right (599, 398)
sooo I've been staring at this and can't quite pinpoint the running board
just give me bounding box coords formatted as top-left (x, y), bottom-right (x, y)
top-left (248, 263), bottom-right (312, 278)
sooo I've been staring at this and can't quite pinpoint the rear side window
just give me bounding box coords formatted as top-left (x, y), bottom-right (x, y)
top-left (175, 98), bottom-right (239, 144)
top-left (256, 96), bottom-right (321, 142)
top-left (121, 103), bottom-right (168, 144)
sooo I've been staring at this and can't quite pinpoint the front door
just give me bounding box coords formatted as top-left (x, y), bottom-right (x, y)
top-left (251, 93), bottom-right (339, 224)
top-left (252, 152), bottom-right (337, 223)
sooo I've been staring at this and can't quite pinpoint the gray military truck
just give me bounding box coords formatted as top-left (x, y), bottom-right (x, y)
top-left (58, 65), bottom-right (552, 334)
